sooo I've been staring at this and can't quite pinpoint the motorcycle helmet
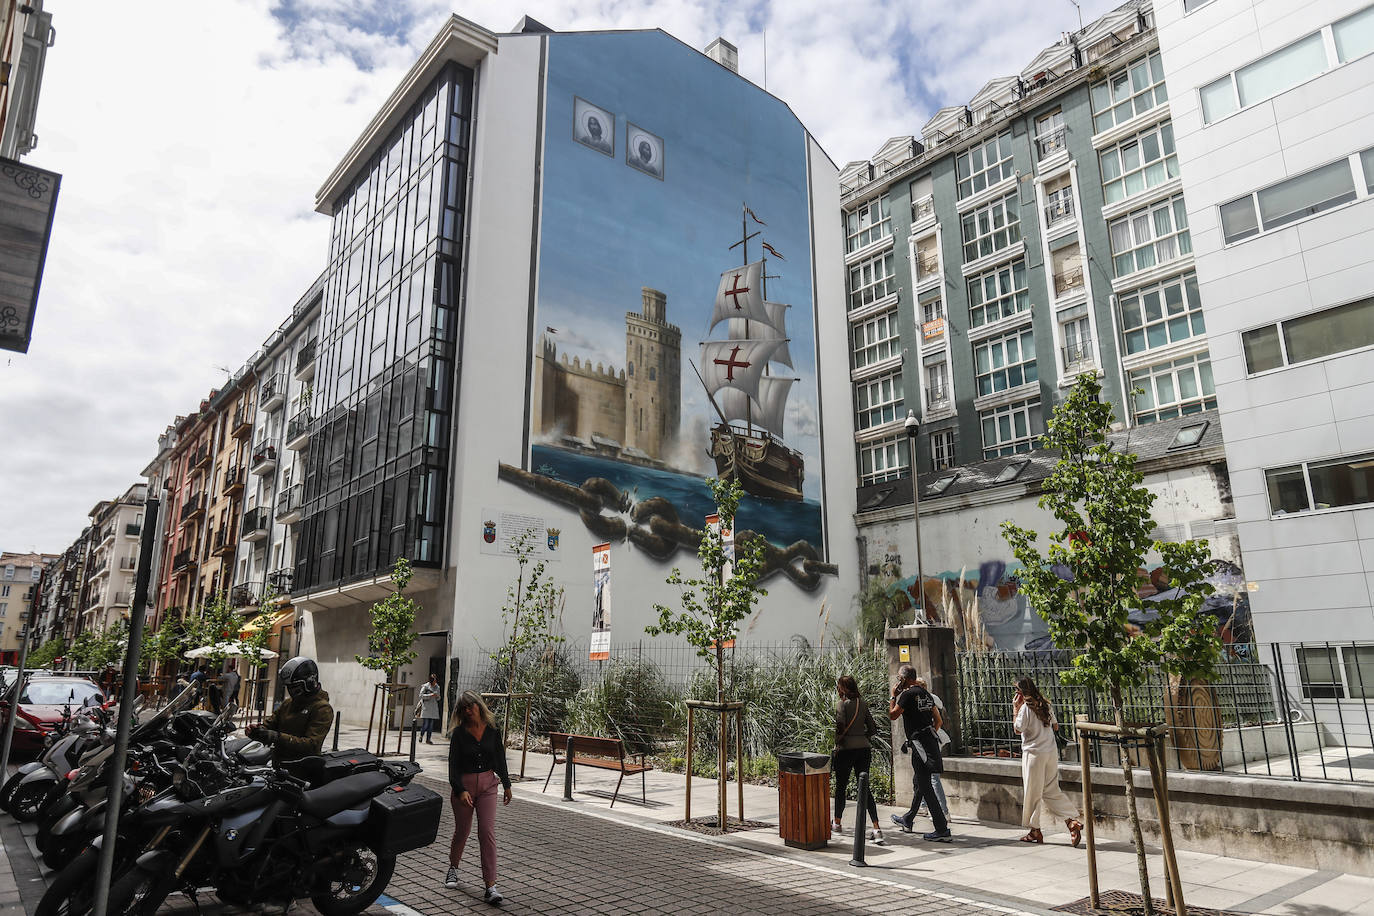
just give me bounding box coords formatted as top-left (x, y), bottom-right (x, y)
top-left (280, 656), bottom-right (321, 700)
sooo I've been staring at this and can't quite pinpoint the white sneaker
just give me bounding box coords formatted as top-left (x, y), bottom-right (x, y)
top-left (831, 819), bottom-right (843, 835)
top-left (444, 867), bottom-right (459, 889)
top-left (484, 885), bottom-right (503, 904)
top-left (869, 828), bottom-right (887, 846)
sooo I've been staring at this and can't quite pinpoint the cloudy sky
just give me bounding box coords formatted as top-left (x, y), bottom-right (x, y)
top-left (0, 0), bottom-right (1124, 552)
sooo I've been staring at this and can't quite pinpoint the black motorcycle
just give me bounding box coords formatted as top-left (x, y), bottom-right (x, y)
top-left (106, 731), bottom-right (440, 916)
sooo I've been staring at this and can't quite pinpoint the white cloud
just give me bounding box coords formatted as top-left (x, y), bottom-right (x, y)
top-left (0, 0), bottom-right (1125, 551)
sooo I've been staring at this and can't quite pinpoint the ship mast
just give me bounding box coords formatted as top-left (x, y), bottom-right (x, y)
top-left (728, 201), bottom-right (762, 438)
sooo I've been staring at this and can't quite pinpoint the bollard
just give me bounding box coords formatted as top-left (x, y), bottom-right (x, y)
top-left (409, 717), bottom-right (418, 763)
top-left (563, 735), bottom-right (575, 801)
top-left (849, 771), bottom-right (869, 867)
top-left (332, 711), bottom-right (342, 751)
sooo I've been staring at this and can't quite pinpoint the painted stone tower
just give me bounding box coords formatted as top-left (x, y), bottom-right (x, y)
top-left (624, 287), bottom-right (681, 460)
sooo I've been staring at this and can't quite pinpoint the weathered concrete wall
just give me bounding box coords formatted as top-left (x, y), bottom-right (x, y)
top-left (941, 756), bottom-right (1374, 875)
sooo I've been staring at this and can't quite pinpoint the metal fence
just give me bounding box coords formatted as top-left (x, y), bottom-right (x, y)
top-left (957, 641), bottom-right (1374, 784)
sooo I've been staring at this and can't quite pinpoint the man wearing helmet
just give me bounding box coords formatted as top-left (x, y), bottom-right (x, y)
top-left (246, 656), bottom-right (334, 761)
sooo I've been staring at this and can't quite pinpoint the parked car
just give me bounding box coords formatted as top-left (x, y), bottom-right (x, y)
top-left (0, 676), bottom-right (104, 755)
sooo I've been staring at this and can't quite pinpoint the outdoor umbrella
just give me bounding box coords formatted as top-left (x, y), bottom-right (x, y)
top-left (184, 642), bottom-right (279, 660)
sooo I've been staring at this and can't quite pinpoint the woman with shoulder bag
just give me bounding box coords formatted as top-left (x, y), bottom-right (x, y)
top-left (832, 675), bottom-right (885, 845)
top-left (445, 691), bottom-right (513, 902)
top-left (1013, 676), bottom-right (1083, 846)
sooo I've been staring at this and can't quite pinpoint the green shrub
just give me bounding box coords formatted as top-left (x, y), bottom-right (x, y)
top-left (564, 657), bottom-right (682, 756)
top-left (480, 645), bottom-right (582, 739)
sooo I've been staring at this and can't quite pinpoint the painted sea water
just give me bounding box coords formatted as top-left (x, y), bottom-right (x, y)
top-left (531, 445), bottom-right (824, 550)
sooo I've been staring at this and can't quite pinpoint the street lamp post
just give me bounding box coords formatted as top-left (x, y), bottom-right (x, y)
top-left (904, 410), bottom-right (926, 624)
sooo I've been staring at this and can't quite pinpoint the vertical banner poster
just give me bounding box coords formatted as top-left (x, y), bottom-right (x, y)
top-left (705, 514), bottom-right (736, 649)
top-left (591, 542), bottom-right (611, 660)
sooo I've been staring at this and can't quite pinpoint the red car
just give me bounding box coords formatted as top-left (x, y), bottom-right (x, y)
top-left (0, 676), bottom-right (105, 755)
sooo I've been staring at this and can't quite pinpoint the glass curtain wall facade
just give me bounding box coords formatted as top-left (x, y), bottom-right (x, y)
top-left (296, 65), bottom-right (473, 591)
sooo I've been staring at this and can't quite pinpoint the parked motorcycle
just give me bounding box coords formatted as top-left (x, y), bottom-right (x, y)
top-left (104, 705), bottom-right (439, 916)
top-left (2, 694), bottom-right (114, 822)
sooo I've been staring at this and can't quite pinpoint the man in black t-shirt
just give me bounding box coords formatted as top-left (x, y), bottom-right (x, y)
top-left (888, 664), bottom-right (951, 841)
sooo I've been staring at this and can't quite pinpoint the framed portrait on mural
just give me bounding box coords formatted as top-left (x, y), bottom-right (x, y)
top-left (573, 97), bottom-right (615, 156)
top-left (625, 122), bottom-right (664, 179)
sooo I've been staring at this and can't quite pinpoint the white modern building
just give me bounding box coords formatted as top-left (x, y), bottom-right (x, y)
top-left (78, 483), bottom-right (148, 634)
top-left (1155, 0), bottom-right (1374, 667)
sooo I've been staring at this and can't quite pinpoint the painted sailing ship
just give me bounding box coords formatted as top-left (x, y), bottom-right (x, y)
top-left (697, 209), bottom-right (805, 501)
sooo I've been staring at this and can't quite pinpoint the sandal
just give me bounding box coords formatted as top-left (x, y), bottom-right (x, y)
top-left (1019, 828), bottom-right (1044, 844)
top-left (1068, 819), bottom-right (1083, 848)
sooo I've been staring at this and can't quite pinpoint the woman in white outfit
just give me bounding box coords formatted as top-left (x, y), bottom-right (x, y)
top-left (1013, 676), bottom-right (1083, 846)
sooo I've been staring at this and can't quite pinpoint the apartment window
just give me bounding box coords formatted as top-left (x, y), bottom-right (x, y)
top-left (1109, 195), bottom-right (1191, 277)
top-left (1044, 179), bottom-right (1075, 226)
top-left (1220, 158), bottom-right (1359, 242)
top-left (859, 434), bottom-right (908, 485)
top-left (974, 327), bottom-right (1037, 396)
top-left (1035, 110), bottom-right (1066, 160)
top-left (961, 194), bottom-right (1021, 263)
top-left (1267, 452), bottom-right (1374, 516)
top-left (1063, 315), bottom-right (1093, 368)
top-left (1335, 5), bottom-right (1374, 62)
top-left (1051, 244), bottom-right (1084, 298)
top-left (1242, 297), bottom-right (1374, 373)
top-left (926, 362), bottom-right (950, 406)
top-left (2, 566), bottom-right (12, 580)
top-left (855, 372), bottom-right (903, 430)
top-left (0, 603), bottom-right (6, 617)
top-left (1200, 7), bottom-right (1374, 124)
top-left (852, 311), bottom-right (900, 369)
top-left (1363, 148), bottom-right (1374, 193)
top-left (0, 586), bottom-right (7, 598)
top-left (848, 250), bottom-right (896, 310)
top-left (1100, 122), bottom-right (1178, 205)
top-left (930, 430), bottom-right (955, 470)
top-left (922, 297), bottom-right (945, 325)
top-left (30, 566), bottom-right (40, 581)
top-left (846, 194), bottom-right (893, 253)
top-left (910, 175), bottom-right (935, 222)
top-left (981, 398), bottom-right (1042, 458)
top-left (1183, 0), bottom-right (1216, 10)
top-left (956, 131), bottom-right (1015, 199)
top-left (1119, 273), bottom-right (1204, 355)
top-left (915, 236), bottom-right (940, 281)
top-left (1295, 645), bottom-right (1374, 700)
top-left (1090, 51), bottom-right (1167, 133)
top-left (1129, 353), bottom-right (1215, 424)
top-left (968, 259), bottom-right (1029, 328)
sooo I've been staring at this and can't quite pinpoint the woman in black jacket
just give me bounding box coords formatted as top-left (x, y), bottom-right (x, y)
top-left (444, 691), bottom-right (511, 903)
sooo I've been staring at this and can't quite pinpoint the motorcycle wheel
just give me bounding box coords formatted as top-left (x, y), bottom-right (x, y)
top-left (106, 854), bottom-right (177, 916)
top-left (35, 846), bottom-right (99, 916)
top-left (42, 833), bottom-right (84, 871)
top-left (10, 780), bottom-right (55, 822)
top-left (310, 842), bottom-right (396, 916)
top-left (0, 770), bottom-right (25, 812)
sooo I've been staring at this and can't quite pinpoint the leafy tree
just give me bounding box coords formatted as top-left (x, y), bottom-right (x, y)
top-left (181, 592), bottom-right (242, 665)
top-left (356, 557), bottom-right (421, 679)
top-left (491, 530), bottom-right (566, 687)
top-left (1001, 374), bottom-right (1222, 913)
top-left (239, 584), bottom-right (281, 670)
top-left (647, 477), bottom-right (767, 827)
top-left (26, 637), bottom-right (65, 670)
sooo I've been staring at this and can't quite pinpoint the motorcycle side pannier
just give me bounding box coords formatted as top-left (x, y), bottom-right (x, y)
top-left (368, 783), bottom-right (442, 855)
top-left (290, 748), bottom-right (381, 786)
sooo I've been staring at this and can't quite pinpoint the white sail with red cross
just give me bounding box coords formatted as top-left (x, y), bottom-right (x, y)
top-left (709, 261), bottom-right (770, 330)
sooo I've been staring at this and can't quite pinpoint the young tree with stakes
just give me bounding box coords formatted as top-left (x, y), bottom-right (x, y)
top-left (647, 477), bottom-right (767, 829)
top-left (491, 529), bottom-right (565, 766)
top-left (357, 558), bottom-right (421, 743)
top-left (1001, 374), bottom-right (1222, 915)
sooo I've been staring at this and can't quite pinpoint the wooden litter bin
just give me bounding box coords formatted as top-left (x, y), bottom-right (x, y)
top-left (778, 752), bottom-right (831, 850)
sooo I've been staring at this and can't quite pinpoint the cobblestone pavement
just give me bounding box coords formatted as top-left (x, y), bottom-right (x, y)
top-left (390, 775), bottom-right (1057, 916)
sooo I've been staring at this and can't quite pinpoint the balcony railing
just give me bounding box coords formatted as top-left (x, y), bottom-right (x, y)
top-left (1053, 266), bottom-right (1085, 296)
top-left (212, 526), bottom-right (236, 556)
top-left (1045, 196), bottom-right (1075, 226)
top-left (191, 445), bottom-right (211, 470)
top-left (1035, 125), bottom-right (1067, 160)
top-left (295, 338), bottom-right (317, 378)
top-left (179, 495), bottom-right (205, 523)
top-left (268, 568), bottom-right (294, 593)
top-left (285, 411), bottom-right (311, 451)
top-left (119, 556), bottom-right (138, 572)
top-left (911, 195), bottom-right (935, 223)
top-left (231, 583), bottom-right (261, 608)
top-left (172, 549), bottom-right (196, 572)
top-left (124, 522), bottom-right (141, 537)
top-left (275, 483), bottom-right (304, 523)
top-left (224, 465), bottom-right (245, 493)
top-left (926, 385), bottom-right (950, 407)
top-left (243, 506), bottom-right (270, 541)
top-left (112, 592), bottom-right (130, 607)
top-left (231, 407), bottom-right (252, 439)
top-left (260, 374), bottom-right (285, 412)
top-left (250, 443), bottom-right (278, 476)
top-left (1062, 338), bottom-right (1095, 370)
top-left (916, 253), bottom-right (940, 282)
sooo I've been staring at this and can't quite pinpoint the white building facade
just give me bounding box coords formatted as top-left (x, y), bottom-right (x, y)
top-left (1155, 0), bottom-right (1374, 662)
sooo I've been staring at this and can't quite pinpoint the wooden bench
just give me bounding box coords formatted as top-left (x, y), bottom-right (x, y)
top-left (543, 732), bottom-right (653, 807)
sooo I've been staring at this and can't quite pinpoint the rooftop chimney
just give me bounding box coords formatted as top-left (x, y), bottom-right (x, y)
top-left (705, 37), bottom-right (738, 73)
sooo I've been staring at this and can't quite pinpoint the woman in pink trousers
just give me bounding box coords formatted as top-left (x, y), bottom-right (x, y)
top-left (445, 691), bottom-right (512, 903)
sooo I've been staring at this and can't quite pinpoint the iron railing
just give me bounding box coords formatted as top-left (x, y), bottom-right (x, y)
top-left (957, 642), bottom-right (1374, 784)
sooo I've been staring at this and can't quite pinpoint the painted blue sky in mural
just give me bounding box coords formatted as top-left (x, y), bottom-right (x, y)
top-left (532, 30), bottom-right (824, 533)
